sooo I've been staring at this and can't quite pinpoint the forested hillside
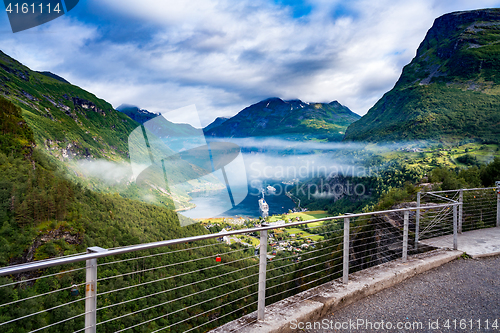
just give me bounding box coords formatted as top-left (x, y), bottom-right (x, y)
top-left (0, 97), bottom-right (357, 332)
top-left (0, 50), bottom-right (217, 210)
top-left (0, 96), bottom-right (200, 263)
top-left (0, 50), bottom-right (137, 161)
top-left (0, 96), bottom-right (262, 332)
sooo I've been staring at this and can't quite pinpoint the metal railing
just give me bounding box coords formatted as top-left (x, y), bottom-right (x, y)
top-left (1, 194), bottom-right (492, 333)
top-left (416, 187), bottom-right (500, 244)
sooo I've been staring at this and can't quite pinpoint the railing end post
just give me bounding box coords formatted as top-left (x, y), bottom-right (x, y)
top-left (257, 223), bottom-right (269, 321)
top-left (415, 193), bottom-right (420, 250)
top-left (459, 189), bottom-right (463, 234)
top-left (85, 247), bottom-right (107, 333)
top-left (496, 182), bottom-right (500, 228)
top-left (453, 204), bottom-right (458, 251)
top-left (403, 210), bottom-right (409, 263)
top-left (343, 216), bottom-right (350, 284)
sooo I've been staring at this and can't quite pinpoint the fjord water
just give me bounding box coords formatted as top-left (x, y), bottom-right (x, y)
top-left (181, 183), bottom-right (296, 219)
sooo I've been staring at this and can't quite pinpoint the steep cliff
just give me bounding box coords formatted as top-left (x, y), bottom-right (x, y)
top-left (344, 9), bottom-right (500, 143)
top-left (0, 50), bottom-right (138, 161)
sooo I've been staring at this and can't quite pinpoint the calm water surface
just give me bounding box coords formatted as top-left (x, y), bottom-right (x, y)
top-left (181, 183), bottom-right (296, 219)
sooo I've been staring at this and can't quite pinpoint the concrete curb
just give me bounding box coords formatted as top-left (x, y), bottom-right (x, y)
top-left (420, 226), bottom-right (500, 258)
top-left (210, 249), bottom-right (463, 333)
top-left (470, 250), bottom-right (500, 259)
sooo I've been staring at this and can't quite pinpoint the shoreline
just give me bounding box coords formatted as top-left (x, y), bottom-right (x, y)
top-left (175, 184), bottom-right (228, 213)
top-left (181, 182), bottom-right (297, 220)
top-left (187, 184), bottom-right (227, 195)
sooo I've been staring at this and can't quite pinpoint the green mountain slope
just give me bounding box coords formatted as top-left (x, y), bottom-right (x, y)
top-left (204, 116), bottom-right (229, 132)
top-left (205, 98), bottom-right (360, 141)
top-left (0, 50), bottom-right (138, 161)
top-left (344, 8), bottom-right (500, 143)
top-left (0, 96), bottom-right (199, 261)
top-left (0, 51), bottom-right (222, 211)
top-left (0, 97), bottom-right (264, 333)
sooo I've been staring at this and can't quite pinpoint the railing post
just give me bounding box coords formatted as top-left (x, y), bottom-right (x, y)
top-left (343, 217), bottom-right (350, 284)
top-left (496, 182), bottom-right (500, 228)
top-left (415, 192), bottom-right (420, 250)
top-left (86, 247), bottom-right (107, 333)
top-left (403, 210), bottom-right (409, 262)
top-left (453, 205), bottom-right (458, 250)
top-left (257, 223), bottom-right (269, 321)
top-left (459, 189), bottom-right (463, 233)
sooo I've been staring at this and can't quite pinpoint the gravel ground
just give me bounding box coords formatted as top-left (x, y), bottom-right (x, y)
top-left (301, 255), bottom-right (500, 333)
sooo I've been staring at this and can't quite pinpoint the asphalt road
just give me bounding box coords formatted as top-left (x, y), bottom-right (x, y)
top-left (301, 255), bottom-right (500, 333)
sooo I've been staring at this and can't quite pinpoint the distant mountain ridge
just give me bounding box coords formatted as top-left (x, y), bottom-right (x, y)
top-left (344, 8), bottom-right (500, 143)
top-left (204, 97), bottom-right (360, 141)
top-left (204, 117), bottom-right (229, 132)
top-left (116, 104), bottom-right (160, 124)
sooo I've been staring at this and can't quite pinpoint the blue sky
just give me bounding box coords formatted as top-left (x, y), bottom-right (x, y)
top-left (0, 0), bottom-right (499, 126)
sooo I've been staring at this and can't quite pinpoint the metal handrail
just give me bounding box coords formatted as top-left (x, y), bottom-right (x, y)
top-left (424, 192), bottom-right (459, 203)
top-left (421, 187), bottom-right (496, 194)
top-left (0, 203), bottom-right (460, 277)
top-left (0, 199), bottom-right (471, 333)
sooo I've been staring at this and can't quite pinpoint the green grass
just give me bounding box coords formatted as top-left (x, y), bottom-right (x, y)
top-left (286, 210), bottom-right (330, 221)
top-left (370, 142), bottom-right (500, 170)
top-left (284, 227), bottom-right (324, 241)
top-left (237, 235), bottom-right (260, 246)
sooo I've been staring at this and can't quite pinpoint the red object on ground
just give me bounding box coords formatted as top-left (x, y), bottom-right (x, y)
top-left (216, 257), bottom-right (221, 262)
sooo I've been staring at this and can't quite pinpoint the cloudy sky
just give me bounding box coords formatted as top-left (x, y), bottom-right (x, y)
top-left (0, 0), bottom-right (499, 126)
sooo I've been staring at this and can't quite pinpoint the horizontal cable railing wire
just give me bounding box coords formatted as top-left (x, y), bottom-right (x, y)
top-left (263, 210), bottom-right (417, 308)
top-left (0, 258), bottom-right (87, 333)
top-left (264, 219), bottom-right (345, 306)
top-left (0, 200), bottom-right (478, 332)
top-left (0, 265), bottom-right (87, 288)
top-left (462, 188), bottom-right (497, 231)
top-left (94, 237), bottom-right (259, 333)
top-left (97, 242), bottom-right (222, 267)
top-left (420, 187), bottom-right (498, 239)
top-left (97, 246), bottom-right (251, 286)
top-left (348, 215), bottom-right (405, 274)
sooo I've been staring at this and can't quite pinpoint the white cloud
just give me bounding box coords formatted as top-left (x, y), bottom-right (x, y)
top-left (76, 160), bottom-right (133, 184)
top-left (1, 0), bottom-right (499, 126)
top-left (0, 16), bottom-right (98, 70)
